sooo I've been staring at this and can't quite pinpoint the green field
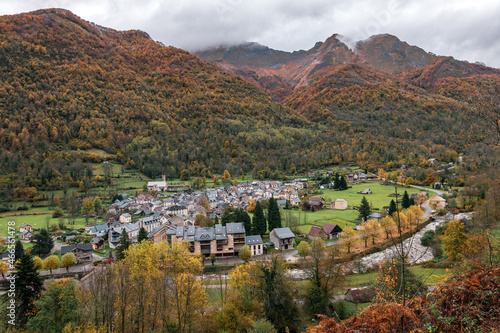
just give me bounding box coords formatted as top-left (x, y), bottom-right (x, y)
top-left (282, 181), bottom-right (422, 234)
top-left (0, 214), bottom-right (88, 237)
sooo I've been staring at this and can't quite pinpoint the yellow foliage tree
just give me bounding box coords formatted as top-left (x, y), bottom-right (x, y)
top-left (339, 228), bottom-right (358, 253)
top-left (43, 254), bottom-right (60, 275)
top-left (442, 220), bottom-right (468, 261)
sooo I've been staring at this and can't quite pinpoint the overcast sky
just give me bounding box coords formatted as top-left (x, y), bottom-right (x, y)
top-left (1, 0), bottom-right (499, 68)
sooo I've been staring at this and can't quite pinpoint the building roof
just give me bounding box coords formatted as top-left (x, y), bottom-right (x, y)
top-left (323, 223), bottom-right (342, 234)
top-left (308, 226), bottom-right (323, 237)
top-left (226, 222), bottom-right (245, 234)
top-left (75, 242), bottom-right (93, 251)
top-left (272, 227), bottom-right (295, 239)
top-left (246, 235), bottom-right (263, 245)
top-left (61, 245), bottom-right (76, 256)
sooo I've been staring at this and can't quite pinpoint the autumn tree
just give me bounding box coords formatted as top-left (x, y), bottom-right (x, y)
top-left (365, 219), bottom-right (381, 245)
top-left (0, 261), bottom-right (8, 279)
top-left (297, 241), bottom-right (311, 257)
top-left (32, 256), bottom-right (43, 270)
top-left (442, 220), bottom-right (468, 261)
top-left (379, 216), bottom-right (395, 239)
top-left (339, 228), bottom-right (357, 253)
top-left (82, 197), bottom-right (94, 222)
top-left (43, 255), bottom-right (60, 275)
top-left (61, 252), bottom-right (76, 272)
top-left (239, 245), bottom-right (252, 263)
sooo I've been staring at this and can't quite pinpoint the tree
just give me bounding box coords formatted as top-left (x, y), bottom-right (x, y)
top-left (210, 253), bottom-right (216, 266)
top-left (43, 255), bottom-right (60, 275)
top-left (213, 175), bottom-right (218, 185)
top-left (14, 253), bottom-right (43, 328)
top-left (137, 227), bottom-right (149, 243)
top-left (252, 201), bottom-right (267, 236)
top-left (442, 220), bottom-right (468, 261)
top-left (115, 229), bottom-right (131, 261)
top-left (235, 208), bottom-right (252, 232)
top-left (0, 261), bottom-right (8, 279)
top-left (303, 238), bottom-right (343, 316)
top-left (339, 228), bottom-right (357, 253)
top-left (26, 279), bottom-right (79, 332)
top-left (415, 192), bottom-right (427, 206)
top-left (402, 190), bottom-right (410, 209)
top-left (379, 216), bottom-right (396, 239)
top-left (365, 219), bottom-right (381, 245)
top-left (61, 252), bottom-right (76, 272)
top-left (180, 169), bottom-right (189, 181)
top-left (297, 241), bottom-right (311, 257)
top-left (249, 318), bottom-right (277, 333)
top-left (52, 206), bottom-right (64, 218)
top-left (221, 207), bottom-right (235, 226)
top-left (267, 198), bottom-right (282, 231)
top-left (32, 256), bottom-right (43, 270)
top-left (247, 199), bottom-right (257, 213)
top-left (388, 199), bottom-right (397, 216)
top-left (258, 256), bottom-right (300, 332)
top-left (358, 196), bottom-right (371, 221)
top-left (82, 197), bottom-right (94, 222)
top-left (239, 245), bottom-right (252, 263)
top-left (93, 196), bottom-right (102, 212)
top-left (14, 239), bottom-right (24, 262)
top-left (375, 258), bottom-right (424, 303)
top-left (32, 229), bottom-right (53, 257)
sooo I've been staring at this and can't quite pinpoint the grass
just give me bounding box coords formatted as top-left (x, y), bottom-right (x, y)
top-left (0, 215), bottom-right (88, 237)
top-left (205, 287), bottom-right (226, 305)
top-left (93, 243), bottom-right (112, 257)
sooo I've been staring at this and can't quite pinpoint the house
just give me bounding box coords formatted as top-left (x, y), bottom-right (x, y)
top-left (269, 227), bottom-right (295, 251)
top-left (322, 223), bottom-right (343, 239)
top-left (345, 287), bottom-right (375, 303)
top-left (292, 197), bottom-right (302, 206)
top-left (108, 224), bottom-right (140, 249)
top-left (348, 174), bottom-right (354, 183)
top-left (429, 195), bottom-right (446, 210)
top-left (136, 215), bottom-right (162, 234)
top-left (307, 226), bottom-right (326, 240)
top-left (147, 181), bottom-right (167, 192)
top-left (309, 197), bottom-right (325, 210)
top-left (90, 237), bottom-right (105, 251)
top-left (85, 223), bottom-right (96, 233)
top-left (367, 212), bottom-right (384, 222)
top-left (276, 199), bottom-right (287, 208)
top-left (357, 188), bottom-right (372, 195)
top-left (358, 173), bottom-right (367, 181)
top-left (170, 223), bottom-right (246, 257)
top-left (20, 231), bottom-right (34, 241)
top-left (308, 171), bottom-right (316, 179)
top-left (89, 223), bottom-right (109, 236)
top-left (119, 213), bottom-right (132, 224)
top-left (330, 199), bottom-right (348, 210)
top-left (61, 243), bottom-right (93, 264)
top-left (19, 224), bottom-right (33, 233)
top-left (148, 223), bottom-right (177, 243)
top-left (73, 243), bottom-right (93, 263)
top-left (165, 205), bottom-right (188, 216)
top-left (246, 235), bottom-right (264, 257)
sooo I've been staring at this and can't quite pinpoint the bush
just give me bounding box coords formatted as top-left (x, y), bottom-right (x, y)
top-left (331, 300), bottom-right (350, 321)
top-left (52, 207), bottom-right (64, 218)
top-left (421, 230), bottom-right (436, 247)
top-left (17, 205), bottom-right (29, 211)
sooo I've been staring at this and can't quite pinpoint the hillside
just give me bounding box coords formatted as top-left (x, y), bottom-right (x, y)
top-left (0, 8), bottom-right (326, 196)
top-left (0, 9), bottom-right (498, 200)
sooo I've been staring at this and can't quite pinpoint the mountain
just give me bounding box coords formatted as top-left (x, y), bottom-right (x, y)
top-left (0, 9), bottom-right (498, 198)
top-left (195, 33), bottom-right (500, 100)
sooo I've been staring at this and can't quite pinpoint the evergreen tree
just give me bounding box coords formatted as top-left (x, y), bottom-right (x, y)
top-left (221, 207), bottom-right (235, 226)
top-left (388, 199), bottom-right (397, 216)
top-left (115, 229), bottom-right (131, 261)
top-left (333, 173), bottom-right (340, 190)
top-left (235, 209), bottom-right (252, 233)
top-left (14, 253), bottom-right (43, 328)
top-left (252, 201), bottom-right (267, 236)
top-left (358, 196), bottom-right (371, 221)
top-left (339, 175), bottom-right (348, 190)
top-left (409, 197), bottom-right (416, 207)
top-left (14, 239), bottom-right (24, 262)
top-left (402, 190), bottom-right (410, 209)
top-left (267, 198), bottom-right (282, 231)
top-left (137, 227), bottom-right (148, 243)
top-left (214, 215), bottom-right (219, 225)
top-left (31, 229), bottom-right (53, 257)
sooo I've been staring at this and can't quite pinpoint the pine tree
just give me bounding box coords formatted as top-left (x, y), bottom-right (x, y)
top-left (267, 198), bottom-right (282, 231)
top-left (402, 190), bottom-right (410, 209)
top-left (221, 207), bottom-right (235, 226)
top-left (138, 227), bottom-right (148, 243)
top-left (358, 196), bottom-right (371, 221)
top-left (235, 209), bottom-right (252, 233)
top-left (115, 229), bottom-right (131, 261)
top-left (333, 173), bottom-right (340, 190)
top-left (339, 175), bottom-right (348, 190)
top-left (14, 239), bottom-right (24, 262)
top-left (32, 229), bottom-right (53, 257)
top-left (252, 201), bottom-right (267, 236)
top-left (14, 253), bottom-right (43, 328)
top-left (388, 199), bottom-right (397, 216)
top-left (409, 197), bottom-right (416, 207)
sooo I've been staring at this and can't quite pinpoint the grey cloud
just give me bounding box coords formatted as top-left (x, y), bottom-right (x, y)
top-left (0, 0), bottom-right (499, 68)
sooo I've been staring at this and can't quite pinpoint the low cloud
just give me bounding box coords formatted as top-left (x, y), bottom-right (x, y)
top-left (1, 0), bottom-right (499, 68)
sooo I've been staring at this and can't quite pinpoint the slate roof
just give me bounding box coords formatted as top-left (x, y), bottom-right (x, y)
top-left (272, 227), bottom-right (295, 239)
top-left (308, 226), bottom-right (323, 237)
top-left (61, 245), bottom-right (76, 256)
top-left (246, 235), bottom-right (263, 245)
top-left (226, 222), bottom-right (245, 234)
